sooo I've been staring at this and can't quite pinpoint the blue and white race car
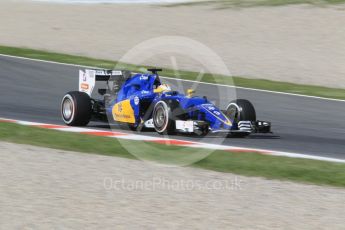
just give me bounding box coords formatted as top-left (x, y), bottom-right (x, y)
top-left (61, 68), bottom-right (271, 137)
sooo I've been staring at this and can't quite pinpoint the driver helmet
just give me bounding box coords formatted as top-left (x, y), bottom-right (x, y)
top-left (155, 84), bottom-right (172, 93)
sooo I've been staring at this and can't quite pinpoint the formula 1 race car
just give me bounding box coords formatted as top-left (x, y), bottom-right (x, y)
top-left (61, 68), bottom-right (271, 137)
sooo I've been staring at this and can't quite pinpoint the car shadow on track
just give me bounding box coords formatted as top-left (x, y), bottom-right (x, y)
top-left (245, 134), bottom-right (281, 139)
top-left (88, 123), bottom-right (281, 140)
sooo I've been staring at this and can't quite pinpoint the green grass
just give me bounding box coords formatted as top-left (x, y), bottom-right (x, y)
top-left (1, 122), bottom-right (344, 187)
top-left (167, 0), bottom-right (345, 8)
top-left (1, 45), bottom-right (345, 100)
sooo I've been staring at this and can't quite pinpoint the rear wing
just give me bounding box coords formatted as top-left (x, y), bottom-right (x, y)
top-left (79, 69), bottom-right (127, 95)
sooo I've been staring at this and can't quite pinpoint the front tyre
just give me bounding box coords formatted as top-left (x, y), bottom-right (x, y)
top-left (226, 99), bottom-right (256, 138)
top-left (152, 101), bottom-right (175, 135)
top-left (61, 91), bottom-right (92, 126)
top-left (226, 99), bottom-right (256, 122)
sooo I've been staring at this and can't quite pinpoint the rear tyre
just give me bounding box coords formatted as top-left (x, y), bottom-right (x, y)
top-left (61, 91), bottom-right (92, 126)
top-left (226, 99), bottom-right (256, 138)
top-left (152, 101), bottom-right (175, 135)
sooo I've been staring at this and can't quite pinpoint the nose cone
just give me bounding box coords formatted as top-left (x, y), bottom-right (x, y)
top-left (200, 104), bottom-right (232, 127)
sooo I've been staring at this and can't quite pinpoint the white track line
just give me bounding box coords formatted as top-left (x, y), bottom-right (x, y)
top-left (1, 53), bottom-right (344, 103)
top-left (1, 117), bottom-right (344, 163)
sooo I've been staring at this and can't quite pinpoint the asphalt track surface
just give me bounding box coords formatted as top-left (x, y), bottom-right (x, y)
top-left (1, 55), bottom-right (345, 159)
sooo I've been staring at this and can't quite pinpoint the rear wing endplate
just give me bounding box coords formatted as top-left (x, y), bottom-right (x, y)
top-left (79, 69), bottom-right (124, 95)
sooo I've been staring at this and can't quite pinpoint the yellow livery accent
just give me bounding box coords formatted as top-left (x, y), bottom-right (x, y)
top-left (221, 114), bottom-right (232, 126)
top-left (112, 99), bottom-right (135, 124)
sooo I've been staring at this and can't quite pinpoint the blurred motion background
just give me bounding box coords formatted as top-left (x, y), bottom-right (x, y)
top-left (1, 0), bottom-right (344, 87)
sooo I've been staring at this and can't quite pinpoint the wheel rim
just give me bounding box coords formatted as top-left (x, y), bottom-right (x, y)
top-left (227, 103), bottom-right (240, 122)
top-left (153, 103), bottom-right (168, 132)
top-left (154, 107), bottom-right (166, 128)
top-left (62, 97), bottom-right (74, 121)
